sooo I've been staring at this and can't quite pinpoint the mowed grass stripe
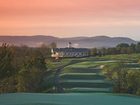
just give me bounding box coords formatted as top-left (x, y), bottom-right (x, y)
top-left (67, 60), bottom-right (116, 68)
top-left (62, 68), bottom-right (101, 73)
top-left (65, 87), bottom-right (112, 93)
top-left (125, 63), bottom-right (140, 68)
top-left (60, 82), bottom-right (113, 88)
top-left (60, 73), bottom-right (105, 80)
top-left (60, 73), bottom-right (100, 76)
top-left (60, 80), bottom-right (111, 84)
top-left (59, 60), bottom-right (115, 93)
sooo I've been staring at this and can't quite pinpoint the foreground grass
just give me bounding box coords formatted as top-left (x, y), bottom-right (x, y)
top-left (0, 93), bottom-right (140, 105)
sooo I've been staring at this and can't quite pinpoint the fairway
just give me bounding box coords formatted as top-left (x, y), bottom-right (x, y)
top-left (58, 57), bottom-right (140, 93)
top-left (0, 93), bottom-right (140, 105)
top-left (59, 59), bottom-right (114, 93)
top-left (1, 56), bottom-right (140, 105)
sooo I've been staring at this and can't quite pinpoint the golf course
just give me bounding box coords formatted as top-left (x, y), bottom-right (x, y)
top-left (1, 54), bottom-right (140, 105)
top-left (60, 60), bottom-right (114, 93)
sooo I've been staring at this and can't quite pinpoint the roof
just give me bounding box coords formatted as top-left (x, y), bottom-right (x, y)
top-left (53, 48), bottom-right (90, 52)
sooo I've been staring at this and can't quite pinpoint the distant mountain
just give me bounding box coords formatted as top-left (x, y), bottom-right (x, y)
top-left (0, 35), bottom-right (137, 48)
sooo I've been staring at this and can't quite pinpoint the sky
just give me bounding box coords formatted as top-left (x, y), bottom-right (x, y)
top-left (0, 0), bottom-right (140, 40)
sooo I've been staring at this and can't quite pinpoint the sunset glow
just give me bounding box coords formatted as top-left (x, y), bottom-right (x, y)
top-left (0, 0), bottom-right (140, 39)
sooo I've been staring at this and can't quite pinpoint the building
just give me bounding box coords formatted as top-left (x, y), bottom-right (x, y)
top-left (51, 42), bottom-right (90, 58)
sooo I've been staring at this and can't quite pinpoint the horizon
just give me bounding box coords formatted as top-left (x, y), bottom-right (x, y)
top-left (1, 0), bottom-right (140, 40)
top-left (0, 35), bottom-right (138, 41)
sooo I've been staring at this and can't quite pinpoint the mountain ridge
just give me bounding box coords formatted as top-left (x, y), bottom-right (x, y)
top-left (0, 35), bottom-right (137, 48)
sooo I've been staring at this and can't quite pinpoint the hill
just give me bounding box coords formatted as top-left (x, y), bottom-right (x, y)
top-left (0, 35), bottom-right (137, 48)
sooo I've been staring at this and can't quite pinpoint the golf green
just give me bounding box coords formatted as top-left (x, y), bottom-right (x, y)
top-left (0, 93), bottom-right (140, 105)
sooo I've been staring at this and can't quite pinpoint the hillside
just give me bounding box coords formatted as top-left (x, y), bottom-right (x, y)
top-left (0, 35), bottom-right (137, 48)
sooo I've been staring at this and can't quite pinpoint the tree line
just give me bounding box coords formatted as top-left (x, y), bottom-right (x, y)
top-left (90, 43), bottom-right (140, 56)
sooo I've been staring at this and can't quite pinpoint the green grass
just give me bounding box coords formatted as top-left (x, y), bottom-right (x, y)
top-left (60, 73), bottom-right (105, 80)
top-left (50, 54), bottom-right (140, 93)
top-left (2, 55), bottom-right (140, 104)
top-left (66, 60), bottom-right (117, 68)
top-left (100, 54), bottom-right (140, 62)
top-left (1, 93), bottom-right (140, 105)
top-left (60, 81), bottom-right (112, 88)
top-left (125, 63), bottom-right (140, 68)
top-left (65, 87), bottom-right (112, 93)
top-left (62, 68), bottom-right (101, 73)
top-left (47, 58), bottom-right (73, 69)
top-left (60, 59), bottom-right (115, 93)
top-left (60, 79), bottom-right (111, 83)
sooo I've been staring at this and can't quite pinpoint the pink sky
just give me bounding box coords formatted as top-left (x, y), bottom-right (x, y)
top-left (0, 0), bottom-right (140, 39)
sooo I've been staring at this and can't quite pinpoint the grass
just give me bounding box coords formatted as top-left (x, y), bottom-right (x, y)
top-left (59, 59), bottom-right (115, 93)
top-left (60, 81), bottom-right (112, 88)
top-left (100, 54), bottom-right (140, 62)
top-left (1, 54), bottom-right (140, 104)
top-left (65, 87), bottom-right (112, 93)
top-left (65, 60), bottom-right (117, 68)
top-left (60, 79), bottom-right (111, 83)
top-left (44, 54), bottom-right (140, 94)
top-left (62, 68), bottom-right (101, 73)
top-left (47, 58), bottom-right (73, 70)
top-left (60, 73), bottom-right (105, 80)
top-left (125, 63), bottom-right (140, 68)
top-left (1, 93), bottom-right (140, 105)
top-left (59, 54), bottom-right (140, 94)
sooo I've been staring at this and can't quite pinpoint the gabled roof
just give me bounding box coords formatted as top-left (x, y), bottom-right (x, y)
top-left (53, 48), bottom-right (90, 52)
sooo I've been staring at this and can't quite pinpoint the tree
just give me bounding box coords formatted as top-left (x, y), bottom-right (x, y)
top-left (126, 70), bottom-right (140, 94)
top-left (0, 43), bottom-right (17, 93)
top-left (117, 43), bottom-right (129, 48)
top-left (100, 47), bottom-right (107, 56)
top-left (17, 50), bottom-right (47, 92)
top-left (0, 43), bottom-right (15, 79)
top-left (136, 42), bottom-right (140, 53)
top-left (90, 48), bottom-right (98, 56)
top-left (49, 42), bottom-right (57, 48)
top-left (130, 43), bottom-right (136, 53)
top-left (102, 62), bottom-right (128, 92)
